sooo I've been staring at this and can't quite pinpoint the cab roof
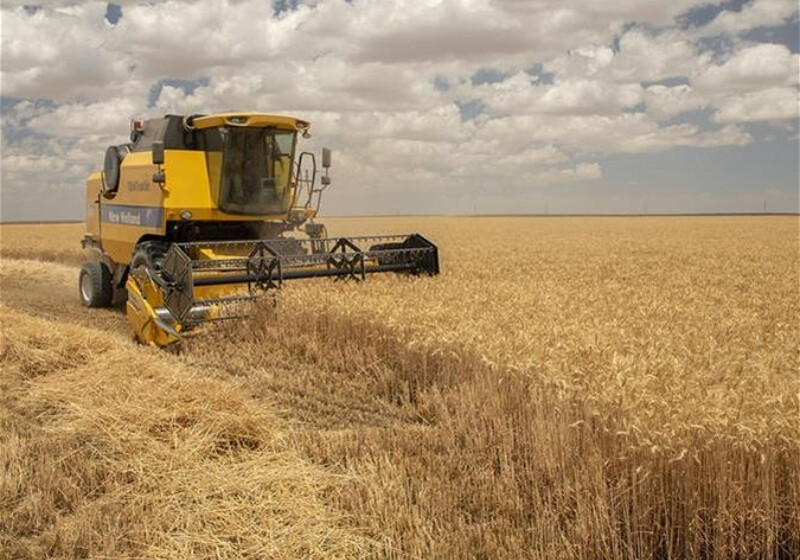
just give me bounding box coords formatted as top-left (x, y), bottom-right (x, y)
top-left (129, 113), bottom-right (312, 153)
top-left (190, 113), bottom-right (311, 132)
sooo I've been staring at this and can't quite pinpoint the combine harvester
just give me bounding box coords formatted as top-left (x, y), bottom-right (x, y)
top-left (80, 113), bottom-right (439, 346)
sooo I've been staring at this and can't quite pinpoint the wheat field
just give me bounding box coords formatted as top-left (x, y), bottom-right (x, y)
top-left (1, 216), bottom-right (798, 559)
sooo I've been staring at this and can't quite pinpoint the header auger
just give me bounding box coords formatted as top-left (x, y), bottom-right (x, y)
top-left (80, 112), bottom-right (439, 346)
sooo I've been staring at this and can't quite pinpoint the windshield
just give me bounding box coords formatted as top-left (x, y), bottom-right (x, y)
top-left (209, 127), bottom-right (296, 215)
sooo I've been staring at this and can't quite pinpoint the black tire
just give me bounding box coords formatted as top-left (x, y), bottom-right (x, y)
top-left (131, 242), bottom-right (168, 273)
top-left (130, 250), bottom-right (151, 272)
top-left (79, 262), bottom-right (113, 308)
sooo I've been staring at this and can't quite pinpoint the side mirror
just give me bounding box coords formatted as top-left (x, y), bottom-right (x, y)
top-left (322, 147), bottom-right (332, 169)
top-left (152, 141), bottom-right (165, 166)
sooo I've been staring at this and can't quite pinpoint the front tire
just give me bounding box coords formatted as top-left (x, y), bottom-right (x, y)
top-left (79, 262), bottom-right (113, 308)
top-left (131, 241), bottom-right (168, 273)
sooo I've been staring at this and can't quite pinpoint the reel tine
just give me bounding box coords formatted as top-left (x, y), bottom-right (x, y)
top-left (159, 233), bottom-right (439, 329)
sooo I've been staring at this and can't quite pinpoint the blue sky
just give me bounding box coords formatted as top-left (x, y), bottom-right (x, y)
top-left (1, 0), bottom-right (798, 221)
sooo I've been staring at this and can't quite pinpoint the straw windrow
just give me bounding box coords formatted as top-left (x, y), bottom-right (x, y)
top-left (0, 308), bottom-right (367, 559)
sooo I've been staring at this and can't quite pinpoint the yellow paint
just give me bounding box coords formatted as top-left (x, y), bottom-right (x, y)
top-left (191, 112), bottom-right (310, 131)
top-left (85, 172), bottom-right (102, 240)
top-left (162, 150), bottom-right (215, 217)
top-left (207, 150), bottom-right (223, 203)
top-left (126, 270), bottom-right (182, 347)
top-left (117, 151), bottom-right (163, 206)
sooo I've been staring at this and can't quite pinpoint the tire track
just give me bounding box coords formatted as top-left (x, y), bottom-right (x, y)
top-left (0, 258), bottom-right (130, 338)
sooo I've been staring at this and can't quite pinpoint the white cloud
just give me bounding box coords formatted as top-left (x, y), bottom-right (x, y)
top-left (473, 72), bottom-right (643, 116)
top-left (713, 87), bottom-right (800, 123)
top-left (644, 84), bottom-right (705, 121)
top-left (544, 28), bottom-right (708, 85)
top-left (537, 80), bottom-right (643, 115)
top-left (694, 43), bottom-right (799, 93)
top-left (0, 4), bottom-right (138, 101)
top-left (26, 98), bottom-right (142, 138)
top-left (611, 29), bottom-right (705, 82)
top-left (523, 162), bottom-right (603, 184)
top-left (477, 112), bottom-right (751, 154)
top-left (348, 0), bottom-right (528, 64)
top-left (545, 45), bottom-right (615, 79)
top-left (497, 145), bottom-right (568, 168)
top-left (497, 0), bottom-right (705, 27)
top-left (699, 0), bottom-right (799, 36)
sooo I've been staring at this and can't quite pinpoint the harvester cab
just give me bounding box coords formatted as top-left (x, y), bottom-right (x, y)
top-left (80, 112), bottom-right (439, 346)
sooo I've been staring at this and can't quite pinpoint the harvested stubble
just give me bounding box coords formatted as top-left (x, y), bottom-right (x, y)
top-left (193, 216), bottom-right (800, 559)
top-left (0, 305), bottom-right (366, 559)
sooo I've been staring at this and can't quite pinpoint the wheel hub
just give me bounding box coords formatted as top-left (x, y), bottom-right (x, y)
top-left (80, 271), bottom-right (93, 303)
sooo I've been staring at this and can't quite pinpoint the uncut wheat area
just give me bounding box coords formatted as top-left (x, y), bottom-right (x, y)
top-left (1, 216), bottom-right (798, 559)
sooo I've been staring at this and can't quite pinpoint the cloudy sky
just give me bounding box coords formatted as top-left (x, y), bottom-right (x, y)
top-left (1, 0), bottom-right (798, 221)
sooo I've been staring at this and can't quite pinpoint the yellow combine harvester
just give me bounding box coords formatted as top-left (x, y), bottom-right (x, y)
top-left (80, 112), bottom-right (439, 346)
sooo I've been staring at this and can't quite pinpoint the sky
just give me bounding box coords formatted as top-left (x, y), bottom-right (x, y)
top-left (0, 0), bottom-right (798, 221)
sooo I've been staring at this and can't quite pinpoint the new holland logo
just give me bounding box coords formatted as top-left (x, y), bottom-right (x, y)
top-left (101, 205), bottom-right (163, 228)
